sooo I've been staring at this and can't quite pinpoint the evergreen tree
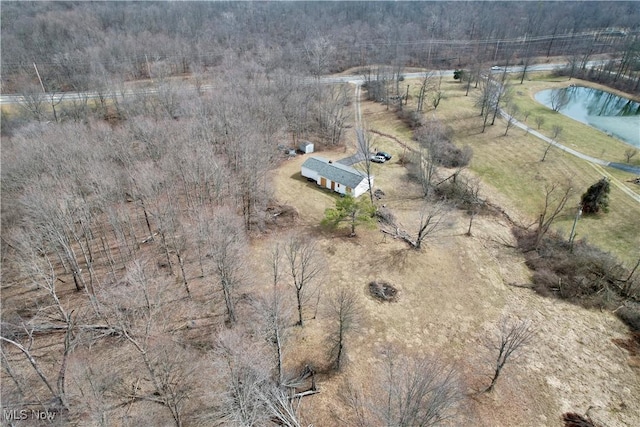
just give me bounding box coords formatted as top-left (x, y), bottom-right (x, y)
top-left (580, 177), bottom-right (610, 214)
top-left (321, 195), bottom-right (376, 236)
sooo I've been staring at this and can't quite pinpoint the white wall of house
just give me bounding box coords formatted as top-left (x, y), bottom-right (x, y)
top-left (301, 165), bottom-right (318, 181)
top-left (323, 178), bottom-right (348, 196)
top-left (351, 176), bottom-right (373, 198)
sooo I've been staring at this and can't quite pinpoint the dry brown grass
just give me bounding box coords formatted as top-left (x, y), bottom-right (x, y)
top-left (266, 78), bottom-right (640, 426)
top-left (2, 71), bottom-right (638, 426)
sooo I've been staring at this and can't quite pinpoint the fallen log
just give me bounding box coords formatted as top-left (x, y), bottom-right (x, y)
top-left (289, 389), bottom-right (320, 400)
top-left (381, 228), bottom-right (418, 249)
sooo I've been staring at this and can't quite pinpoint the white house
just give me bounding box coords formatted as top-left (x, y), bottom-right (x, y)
top-left (299, 141), bottom-right (314, 154)
top-left (301, 157), bottom-right (372, 198)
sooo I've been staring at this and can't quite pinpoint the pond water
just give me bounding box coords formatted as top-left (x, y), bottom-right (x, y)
top-left (534, 86), bottom-right (640, 148)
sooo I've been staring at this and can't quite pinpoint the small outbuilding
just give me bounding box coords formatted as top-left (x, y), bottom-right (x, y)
top-left (301, 157), bottom-right (372, 198)
top-left (299, 141), bottom-right (315, 154)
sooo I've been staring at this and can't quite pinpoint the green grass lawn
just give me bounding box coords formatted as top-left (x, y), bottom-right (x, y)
top-left (403, 75), bottom-right (640, 266)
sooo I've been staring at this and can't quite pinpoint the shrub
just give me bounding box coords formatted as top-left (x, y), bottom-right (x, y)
top-left (580, 177), bottom-right (610, 214)
top-left (395, 109), bottom-right (424, 129)
top-left (434, 176), bottom-right (483, 211)
top-left (515, 229), bottom-right (639, 330)
top-left (616, 304), bottom-right (640, 332)
top-left (437, 143), bottom-right (473, 168)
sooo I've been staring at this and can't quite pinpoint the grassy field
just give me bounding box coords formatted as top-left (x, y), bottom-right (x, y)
top-left (271, 82), bottom-right (640, 425)
top-left (388, 74), bottom-right (640, 266)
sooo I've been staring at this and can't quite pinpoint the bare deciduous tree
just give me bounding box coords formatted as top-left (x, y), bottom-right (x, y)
top-left (1, 310), bottom-right (75, 412)
top-left (325, 287), bottom-right (361, 370)
top-left (154, 78), bottom-right (182, 119)
top-left (261, 244), bottom-right (293, 384)
top-left (540, 126), bottom-right (562, 163)
top-left (2, 234), bottom-right (82, 411)
top-left (416, 71), bottom-right (435, 112)
top-left (319, 85), bottom-right (352, 146)
top-left (356, 130), bottom-right (376, 203)
top-left (464, 178), bottom-right (483, 236)
top-left (465, 60), bottom-right (483, 96)
top-left (624, 148), bottom-right (638, 163)
top-left (284, 235), bottom-right (324, 327)
top-left (16, 79), bottom-right (47, 122)
top-left (343, 347), bottom-right (464, 426)
top-left (304, 36), bottom-right (336, 80)
top-left (211, 209), bottom-right (248, 326)
top-left (213, 327), bottom-right (274, 426)
top-left (503, 103), bottom-right (519, 136)
top-left (476, 77), bottom-right (497, 133)
top-left (431, 75), bottom-right (444, 110)
top-left (540, 143), bottom-right (554, 162)
top-left (261, 385), bottom-right (303, 427)
top-left (484, 318), bottom-right (535, 392)
top-left (551, 124), bottom-right (563, 141)
top-left (490, 74), bottom-right (511, 126)
top-left (550, 88), bottom-right (570, 112)
top-left (414, 201), bottom-right (451, 249)
top-left (412, 119), bottom-right (445, 198)
top-left (98, 260), bottom-right (194, 427)
top-left (535, 181), bottom-right (573, 248)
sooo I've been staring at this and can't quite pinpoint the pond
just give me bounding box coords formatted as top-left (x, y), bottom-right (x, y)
top-left (534, 86), bottom-right (640, 148)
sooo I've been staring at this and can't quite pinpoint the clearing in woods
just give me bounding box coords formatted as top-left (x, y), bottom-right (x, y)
top-left (268, 74), bottom-right (639, 426)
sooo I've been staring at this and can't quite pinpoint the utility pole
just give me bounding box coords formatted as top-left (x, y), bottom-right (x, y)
top-left (568, 206), bottom-right (582, 249)
top-left (33, 63), bottom-right (46, 93)
top-left (34, 62), bottom-right (61, 123)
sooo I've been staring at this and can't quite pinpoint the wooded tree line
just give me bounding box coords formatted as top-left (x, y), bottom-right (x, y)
top-left (2, 1), bottom-right (639, 93)
top-left (553, 36), bottom-right (640, 93)
top-left (0, 59), bottom-right (357, 424)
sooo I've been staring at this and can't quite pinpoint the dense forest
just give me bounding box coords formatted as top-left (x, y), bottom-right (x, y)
top-left (1, 2), bottom-right (639, 426)
top-left (2, 1), bottom-right (640, 93)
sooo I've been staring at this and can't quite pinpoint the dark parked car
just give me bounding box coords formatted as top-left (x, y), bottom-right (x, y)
top-left (376, 151), bottom-right (392, 161)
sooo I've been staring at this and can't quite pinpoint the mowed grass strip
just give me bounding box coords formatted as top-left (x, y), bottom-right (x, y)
top-left (367, 75), bottom-right (639, 266)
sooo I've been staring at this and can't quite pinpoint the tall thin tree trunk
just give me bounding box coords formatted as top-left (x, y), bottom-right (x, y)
top-left (159, 231), bottom-right (174, 274)
top-left (176, 252), bottom-right (190, 296)
top-left (221, 276), bottom-right (236, 324)
top-left (296, 288), bottom-right (303, 327)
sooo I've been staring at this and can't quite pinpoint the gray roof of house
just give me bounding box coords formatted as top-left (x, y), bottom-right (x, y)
top-left (301, 157), bottom-right (368, 189)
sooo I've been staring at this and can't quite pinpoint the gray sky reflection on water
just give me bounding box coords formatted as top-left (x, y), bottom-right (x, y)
top-left (535, 86), bottom-right (640, 148)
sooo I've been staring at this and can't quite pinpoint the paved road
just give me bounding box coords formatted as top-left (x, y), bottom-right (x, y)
top-left (2, 62), bottom-right (585, 105)
top-left (320, 61), bottom-right (608, 86)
